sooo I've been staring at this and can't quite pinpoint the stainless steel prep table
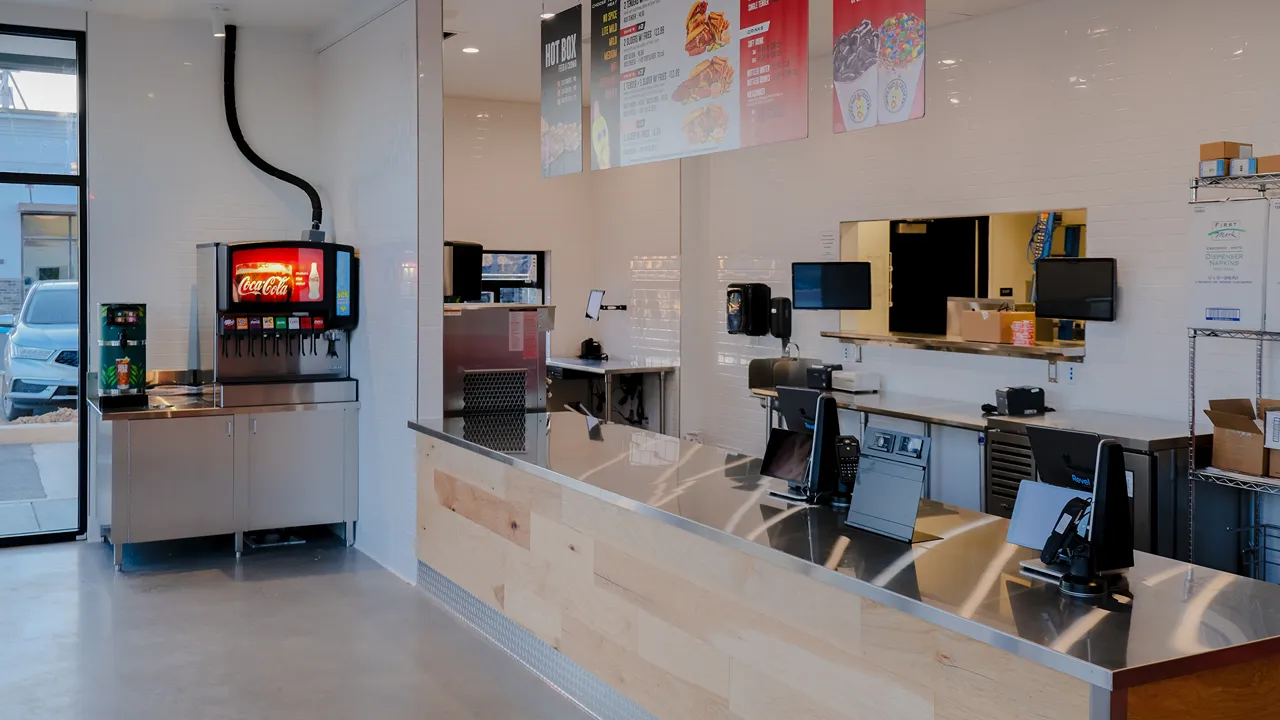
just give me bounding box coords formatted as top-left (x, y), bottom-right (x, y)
top-left (752, 387), bottom-right (988, 432)
top-left (90, 388), bottom-right (359, 568)
top-left (411, 412), bottom-right (1280, 715)
top-left (546, 356), bottom-right (678, 432)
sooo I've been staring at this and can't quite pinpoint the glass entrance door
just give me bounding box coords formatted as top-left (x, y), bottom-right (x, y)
top-left (0, 26), bottom-right (86, 544)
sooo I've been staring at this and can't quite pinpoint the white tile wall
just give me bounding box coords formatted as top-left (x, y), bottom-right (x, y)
top-left (87, 15), bottom-right (322, 370)
top-left (319, 0), bottom-right (418, 582)
top-left (443, 99), bottom-right (682, 425)
top-left (587, 162), bottom-right (682, 361)
top-left (443, 97), bottom-right (596, 356)
top-left (681, 0), bottom-right (1280, 457)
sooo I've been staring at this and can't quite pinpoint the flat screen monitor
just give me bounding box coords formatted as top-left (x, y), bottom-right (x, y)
top-left (792, 262), bottom-right (872, 310)
top-left (760, 428), bottom-right (814, 485)
top-left (1035, 258), bottom-right (1117, 321)
top-left (585, 289), bottom-right (605, 320)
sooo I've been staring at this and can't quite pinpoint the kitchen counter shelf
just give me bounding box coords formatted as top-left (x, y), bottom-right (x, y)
top-left (821, 330), bottom-right (1085, 364)
top-left (1191, 172), bottom-right (1280, 195)
top-left (1193, 468), bottom-right (1280, 496)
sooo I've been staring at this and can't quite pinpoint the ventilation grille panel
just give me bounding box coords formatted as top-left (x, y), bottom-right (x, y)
top-left (463, 369), bottom-right (528, 414)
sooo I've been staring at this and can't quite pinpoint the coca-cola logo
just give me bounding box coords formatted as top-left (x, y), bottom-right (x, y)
top-left (237, 274), bottom-right (292, 298)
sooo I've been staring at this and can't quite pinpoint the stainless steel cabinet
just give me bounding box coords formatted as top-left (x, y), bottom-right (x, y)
top-left (247, 408), bottom-right (347, 530)
top-left (124, 415), bottom-right (236, 543)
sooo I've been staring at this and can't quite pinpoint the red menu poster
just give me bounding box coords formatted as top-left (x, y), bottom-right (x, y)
top-left (596, 0), bottom-right (808, 168)
top-left (740, 0), bottom-right (809, 149)
top-left (832, 0), bottom-right (926, 134)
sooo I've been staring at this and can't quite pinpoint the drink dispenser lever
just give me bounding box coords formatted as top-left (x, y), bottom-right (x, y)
top-left (326, 332), bottom-right (339, 359)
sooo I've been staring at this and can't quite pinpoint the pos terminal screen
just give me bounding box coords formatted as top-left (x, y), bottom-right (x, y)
top-left (760, 429), bottom-right (814, 484)
top-left (586, 289), bottom-right (605, 320)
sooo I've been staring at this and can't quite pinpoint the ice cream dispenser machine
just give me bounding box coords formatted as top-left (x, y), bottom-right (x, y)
top-left (196, 241), bottom-right (360, 383)
top-left (99, 303), bottom-right (148, 409)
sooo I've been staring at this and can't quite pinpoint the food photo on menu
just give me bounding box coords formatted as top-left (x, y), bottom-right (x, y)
top-left (685, 1), bottom-right (730, 56)
top-left (682, 103), bottom-right (730, 145)
top-left (673, 56), bottom-right (735, 104)
top-left (540, 116), bottom-right (582, 171)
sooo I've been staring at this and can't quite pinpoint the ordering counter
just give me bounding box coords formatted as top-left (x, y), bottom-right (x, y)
top-left (411, 412), bottom-right (1280, 720)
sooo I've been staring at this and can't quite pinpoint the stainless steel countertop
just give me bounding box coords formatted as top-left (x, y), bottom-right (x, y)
top-left (410, 412), bottom-right (1280, 690)
top-left (548, 356), bottom-right (680, 375)
top-left (753, 388), bottom-right (988, 432)
top-left (88, 392), bottom-right (359, 420)
top-left (986, 410), bottom-right (1197, 452)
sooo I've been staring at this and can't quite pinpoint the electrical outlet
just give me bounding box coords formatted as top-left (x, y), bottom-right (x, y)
top-left (1064, 365), bottom-right (1080, 385)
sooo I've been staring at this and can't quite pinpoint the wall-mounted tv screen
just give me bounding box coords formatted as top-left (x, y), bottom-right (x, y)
top-left (792, 262), bottom-right (872, 310)
top-left (1035, 258), bottom-right (1117, 322)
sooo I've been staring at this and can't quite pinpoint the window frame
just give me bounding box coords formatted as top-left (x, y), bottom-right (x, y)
top-left (0, 22), bottom-right (88, 549)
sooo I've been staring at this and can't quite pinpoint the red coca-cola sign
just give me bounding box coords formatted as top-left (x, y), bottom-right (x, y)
top-left (236, 263), bottom-right (294, 301)
top-left (230, 247), bottom-right (324, 304)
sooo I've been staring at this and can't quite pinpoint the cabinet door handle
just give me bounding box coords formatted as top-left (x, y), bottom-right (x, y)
top-left (252, 419), bottom-right (257, 435)
top-left (227, 420), bottom-right (233, 437)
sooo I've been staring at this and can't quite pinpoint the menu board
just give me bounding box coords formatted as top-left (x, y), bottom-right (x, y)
top-left (832, 0), bottom-right (926, 133)
top-left (590, 0), bottom-right (622, 169)
top-left (541, 5), bottom-right (584, 178)
top-left (590, 0), bottom-right (808, 169)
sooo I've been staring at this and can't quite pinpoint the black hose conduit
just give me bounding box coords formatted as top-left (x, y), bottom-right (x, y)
top-left (223, 25), bottom-right (323, 232)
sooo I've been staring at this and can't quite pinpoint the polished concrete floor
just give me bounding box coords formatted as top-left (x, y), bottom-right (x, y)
top-left (0, 540), bottom-right (594, 720)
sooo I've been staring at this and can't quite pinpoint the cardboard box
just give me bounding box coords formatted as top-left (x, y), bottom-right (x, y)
top-left (1263, 404), bottom-right (1280, 477)
top-left (1231, 158), bottom-right (1258, 176)
top-left (1204, 398), bottom-right (1270, 476)
top-left (960, 310), bottom-right (1036, 344)
top-left (1201, 141), bottom-right (1254, 161)
top-left (1188, 198), bottom-right (1269, 330)
top-left (1200, 159), bottom-right (1229, 178)
top-left (1266, 199), bottom-right (1280, 331)
top-left (1258, 155), bottom-right (1280, 174)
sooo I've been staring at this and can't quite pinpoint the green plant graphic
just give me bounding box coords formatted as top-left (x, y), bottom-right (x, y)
top-left (101, 363), bottom-right (117, 388)
top-left (129, 363), bottom-right (145, 388)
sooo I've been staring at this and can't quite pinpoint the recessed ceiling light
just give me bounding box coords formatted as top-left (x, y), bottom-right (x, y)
top-left (462, 47), bottom-right (480, 53)
top-left (541, 12), bottom-right (556, 19)
top-left (940, 59), bottom-right (956, 65)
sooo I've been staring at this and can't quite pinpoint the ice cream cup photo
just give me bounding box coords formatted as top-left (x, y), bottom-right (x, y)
top-left (877, 12), bottom-right (925, 125)
top-left (879, 53), bottom-right (923, 124)
top-left (835, 69), bottom-right (878, 132)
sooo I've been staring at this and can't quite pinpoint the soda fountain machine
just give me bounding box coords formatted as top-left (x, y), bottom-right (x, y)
top-left (197, 240), bottom-right (359, 397)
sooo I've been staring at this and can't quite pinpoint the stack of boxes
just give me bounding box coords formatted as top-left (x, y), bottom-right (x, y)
top-left (1199, 140), bottom-right (1280, 178)
top-left (1189, 152), bottom-right (1280, 476)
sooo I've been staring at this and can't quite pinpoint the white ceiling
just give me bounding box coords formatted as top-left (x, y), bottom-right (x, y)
top-left (444, 0), bottom-right (1041, 104)
top-left (7, 0), bottom-right (385, 31)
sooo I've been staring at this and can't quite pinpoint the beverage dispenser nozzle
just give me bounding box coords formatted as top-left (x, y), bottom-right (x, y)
top-left (326, 331), bottom-right (339, 359)
top-left (220, 317), bottom-right (234, 358)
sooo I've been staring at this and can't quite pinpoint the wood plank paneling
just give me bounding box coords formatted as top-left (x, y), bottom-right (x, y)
top-left (560, 614), bottom-right (734, 719)
top-left (434, 470), bottom-right (531, 550)
top-left (417, 436), bottom-right (1095, 720)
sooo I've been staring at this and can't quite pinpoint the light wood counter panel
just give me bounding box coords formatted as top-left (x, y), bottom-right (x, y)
top-left (418, 435), bottom-right (1090, 719)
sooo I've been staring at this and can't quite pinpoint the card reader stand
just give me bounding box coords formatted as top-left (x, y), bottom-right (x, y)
top-left (1013, 432), bottom-right (1134, 597)
top-left (766, 390), bottom-right (841, 505)
top-left (845, 428), bottom-right (938, 544)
